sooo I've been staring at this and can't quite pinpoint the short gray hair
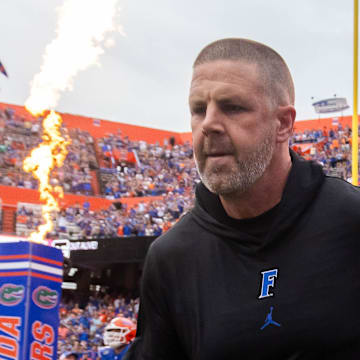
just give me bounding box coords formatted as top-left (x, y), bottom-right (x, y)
top-left (193, 38), bottom-right (295, 106)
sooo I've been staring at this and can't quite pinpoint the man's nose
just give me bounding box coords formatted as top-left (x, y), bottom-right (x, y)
top-left (202, 103), bottom-right (224, 136)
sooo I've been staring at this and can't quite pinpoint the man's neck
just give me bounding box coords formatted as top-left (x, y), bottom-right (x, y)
top-left (219, 152), bottom-right (292, 219)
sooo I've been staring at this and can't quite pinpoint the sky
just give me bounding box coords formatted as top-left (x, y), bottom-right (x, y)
top-left (0, 0), bottom-right (355, 132)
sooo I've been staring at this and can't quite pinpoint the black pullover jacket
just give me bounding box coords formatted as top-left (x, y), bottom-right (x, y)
top-left (126, 152), bottom-right (360, 360)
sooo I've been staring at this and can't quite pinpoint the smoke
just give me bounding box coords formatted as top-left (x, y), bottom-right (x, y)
top-left (25, 0), bottom-right (123, 115)
top-left (23, 0), bottom-right (124, 243)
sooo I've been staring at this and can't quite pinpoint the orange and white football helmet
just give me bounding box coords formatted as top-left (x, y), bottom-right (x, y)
top-left (103, 316), bottom-right (136, 348)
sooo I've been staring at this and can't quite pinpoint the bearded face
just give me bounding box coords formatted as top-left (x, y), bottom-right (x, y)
top-left (194, 127), bottom-right (275, 196)
top-left (190, 60), bottom-right (278, 197)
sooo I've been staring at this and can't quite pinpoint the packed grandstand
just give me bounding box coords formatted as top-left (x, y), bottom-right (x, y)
top-left (0, 102), bottom-right (357, 358)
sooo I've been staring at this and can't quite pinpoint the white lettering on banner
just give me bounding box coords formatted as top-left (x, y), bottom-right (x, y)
top-left (51, 240), bottom-right (98, 257)
top-left (0, 316), bottom-right (21, 360)
top-left (70, 241), bottom-right (98, 251)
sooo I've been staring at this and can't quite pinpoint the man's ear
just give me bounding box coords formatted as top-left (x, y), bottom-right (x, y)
top-left (275, 105), bottom-right (296, 143)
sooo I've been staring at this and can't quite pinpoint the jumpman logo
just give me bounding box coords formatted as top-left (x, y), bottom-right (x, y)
top-left (260, 306), bottom-right (281, 330)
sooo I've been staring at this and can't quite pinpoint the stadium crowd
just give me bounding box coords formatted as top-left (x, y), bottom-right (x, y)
top-left (59, 293), bottom-right (139, 359)
top-left (0, 107), bottom-right (97, 195)
top-left (97, 132), bottom-right (196, 199)
top-left (16, 191), bottom-right (195, 239)
top-left (290, 123), bottom-right (354, 182)
top-left (0, 105), bottom-right (200, 200)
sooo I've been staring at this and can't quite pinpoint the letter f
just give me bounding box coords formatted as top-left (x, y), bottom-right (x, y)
top-left (258, 269), bottom-right (278, 299)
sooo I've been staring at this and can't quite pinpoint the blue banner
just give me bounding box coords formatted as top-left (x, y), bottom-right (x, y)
top-left (0, 241), bottom-right (63, 359)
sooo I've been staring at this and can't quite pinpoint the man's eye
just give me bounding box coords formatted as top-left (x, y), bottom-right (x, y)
top-left (191, 106), bottom-right (206, 115)
top-left (222, 104), bottom-right (245, 113)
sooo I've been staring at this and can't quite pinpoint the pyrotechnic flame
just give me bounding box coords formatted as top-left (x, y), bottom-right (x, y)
top-left (23, 111), bottom-right (71, 243)
top-left (24, 0), bottom-right (122, 243)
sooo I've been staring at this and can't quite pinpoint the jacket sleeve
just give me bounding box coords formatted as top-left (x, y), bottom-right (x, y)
top-left (124, 243), bottom-right (187, 360)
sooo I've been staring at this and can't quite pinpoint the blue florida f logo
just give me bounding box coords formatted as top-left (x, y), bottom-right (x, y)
top-left (258, 269), bottom-right (278, 299)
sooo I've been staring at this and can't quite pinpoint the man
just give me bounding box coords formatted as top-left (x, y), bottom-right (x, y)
top-left (125, 38), bottom-right (360, 359)
top-left (98, 316), bottom-right (136, 359)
